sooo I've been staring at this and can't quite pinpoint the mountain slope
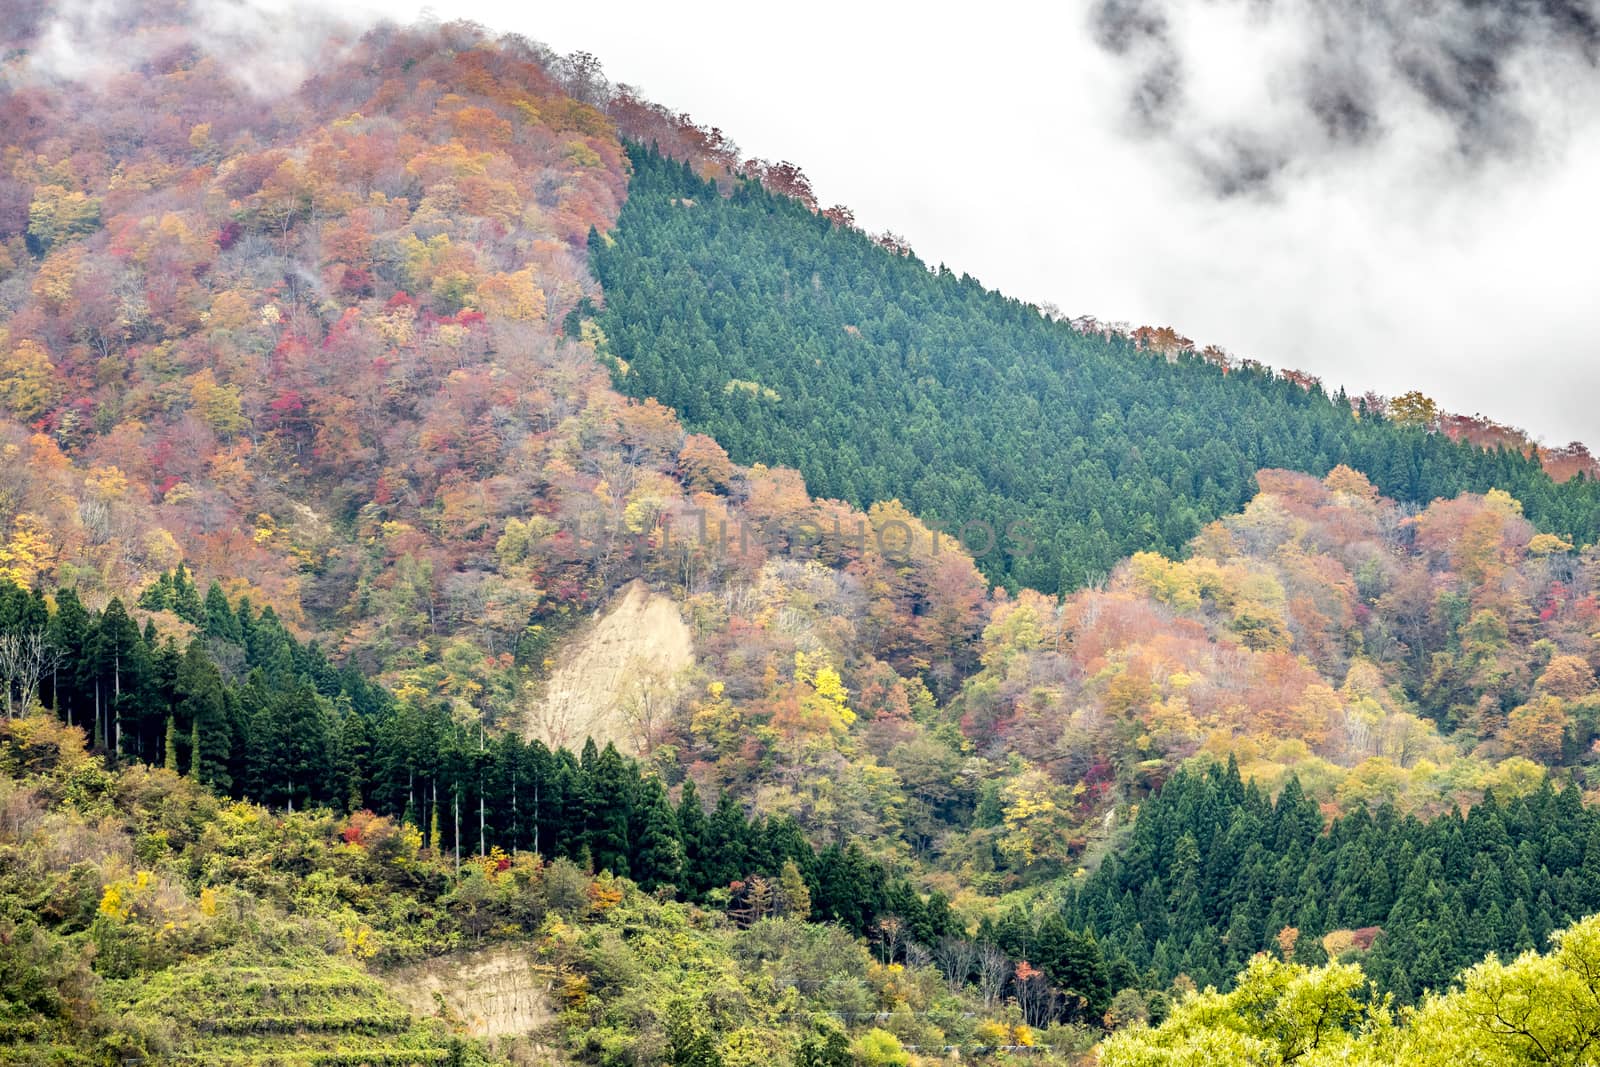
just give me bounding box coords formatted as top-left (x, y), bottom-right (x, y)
top-left (7, 8), bottom-right (1600, 1062)
top-left (592, 145), bottom-right (1600, 592)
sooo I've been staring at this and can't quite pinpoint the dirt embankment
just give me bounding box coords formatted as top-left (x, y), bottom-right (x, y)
top-left (382, 946), bottom-right (555, 1039)
top-left (526, 579), bottom-right (694, 755)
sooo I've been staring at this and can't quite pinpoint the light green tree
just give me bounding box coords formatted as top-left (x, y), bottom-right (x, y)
top-left (1103, 915), bottom-right (1600, 1066)
top-left (1101, 952), bottom-right (1385, 1066)
top-left (851, 1028), bottom-right (909, 1067)
top-left (1400, 915), bottom-right (1600, 1066)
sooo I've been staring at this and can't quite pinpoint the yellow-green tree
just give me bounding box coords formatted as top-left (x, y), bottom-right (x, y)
top-left (1401, 913), bottom-right (1600, 1065)
top-left (998, 763), bottom-right (1076, 867)
top-left (0, 339), bottom-right (61, 421)
top-left (26, 185), bottom-right (101, 252)
top-left (1101, 952), bottom-right (1384, 1066)
top-left (1102, 914), bottom-right (1600, 1066)
top-left (1388, 391), bottom-right (1441, 430)
top-left (187, 369), bottom-right (249, 438)
top-left (851, 1028), bottom-right (909, 1067)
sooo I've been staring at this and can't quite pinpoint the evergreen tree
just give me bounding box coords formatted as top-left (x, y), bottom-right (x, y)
top-left (45, 588), bottom-right (90, 725)
top-left (585, 743), bottom-right (634, 877)
top-left (203, 582), bottom-right (241, 643)
top-left (677, 778), bottom-right (710, 897)
top-left (177, 641), bottom-right (231, 791)
top-left (87, 598), bottom-right (147, 759)
top-left (631, 776), bottom-right (685, 892)
top-left (336, 704), bottom-right (371, 811)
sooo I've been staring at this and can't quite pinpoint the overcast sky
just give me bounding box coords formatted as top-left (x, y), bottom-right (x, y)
top-left (201, 0), bottom-right (1600, 446)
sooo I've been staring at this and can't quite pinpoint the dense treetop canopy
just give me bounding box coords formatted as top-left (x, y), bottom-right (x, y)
top-left (594, 145), bottom-right (1600, 591)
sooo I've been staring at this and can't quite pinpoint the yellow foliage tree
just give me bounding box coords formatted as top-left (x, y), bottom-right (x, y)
top-left (690, 680), bottom-right (746, 758)
top-left (84, 465), bottom-right (129, 500)
top-left (0, 513), bottom-right (57, 587)
top-left (30, 246), bottom-right (82, 311)
top-left (1505, 694), bottom-right (1568, 763)
top-left (793, 652), bottom-right (856, 738)
top-left (999, 763), bottom-right (1075, 866)
top-left (27, 184), bottom-right (101, 251)
top-left (978, 590), bottom-right (1051, 673)
top-left (187, 368), bottom-right (248, 438)
top-left (1528, 532), bottom-right (1575, 556)
top-left (1125, 551), bottom-right (1201, 612)
top-left (476, 267), bottom-right (547, 321)
top-left (1538, 655), bottom-right (1596, 700)
top-left (0, 339), bottom-right (62, 421)
top-left (1323, 464), bottom-right (1379, 501)
top-left (1389, 390), bottom-right (1441, 429)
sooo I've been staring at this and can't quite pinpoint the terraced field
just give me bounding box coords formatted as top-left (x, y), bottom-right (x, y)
top-left (103, 955), bottom-right (468, 1065)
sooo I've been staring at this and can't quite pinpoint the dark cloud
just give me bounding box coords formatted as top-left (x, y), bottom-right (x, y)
top-left (1091, 0), bottom-right (1184, 131)
top-left (1195, 135), bottom-right (1288, 197)
top-left (1090, 0), bottom-right (1600, 195)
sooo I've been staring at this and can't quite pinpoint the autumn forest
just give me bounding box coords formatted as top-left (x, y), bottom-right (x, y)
top-left (3, 3), bottom-right (1600, 1065)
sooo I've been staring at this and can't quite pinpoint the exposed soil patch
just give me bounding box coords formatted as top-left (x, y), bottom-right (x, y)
top-left (526, 579), bottom-right (694, 754)
top-left (382, 946), bottom-right (555, 1040)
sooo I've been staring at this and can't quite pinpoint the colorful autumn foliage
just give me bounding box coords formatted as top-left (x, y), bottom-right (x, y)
top-left (7, 8), bottom-right (1600, 1064)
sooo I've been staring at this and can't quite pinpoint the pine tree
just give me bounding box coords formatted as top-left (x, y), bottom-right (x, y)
top-left (204, 582), bottom-right (241, 643)
top-left (277, 678), bottom-right (335, 809)
top-left (177, 641), bottom-right (231, 790)
top-left (585, 743), bottom-right (634, 877)
top-left (1055, 929), bottom-right (1113, 1022)
top-left (46, 587), bottom-right (90, 726)
top-left (631, 776), bottom-right (684, 891)
top-left (707, 791), bottom-right (750, 891)
top-left (337, 704), bottom-right (370, 811)
top-left (677, 778), bottom-right (710, 897)
top-left (172, 563), bottom-right (203, 623)
top-left (89, 598), bottom-right (147, 760)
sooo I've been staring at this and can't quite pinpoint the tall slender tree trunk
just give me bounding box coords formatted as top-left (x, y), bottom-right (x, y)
top-left (112, 651), bottom-right (121, 760)
top-left (478, 724), bottom-right (486, 857)
top-left (53, 662), bottom-right (66, 726)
